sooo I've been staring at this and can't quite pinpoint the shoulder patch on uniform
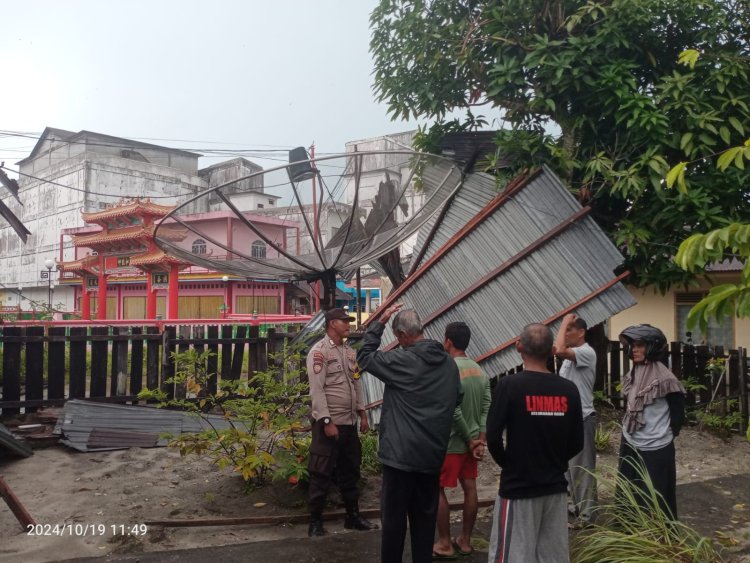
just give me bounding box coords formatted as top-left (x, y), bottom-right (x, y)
top-left (312, 351), bottom-right (325, 374)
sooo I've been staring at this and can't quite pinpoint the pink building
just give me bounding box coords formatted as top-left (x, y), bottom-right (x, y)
top-left (58, 200), bottom-right (304, 320)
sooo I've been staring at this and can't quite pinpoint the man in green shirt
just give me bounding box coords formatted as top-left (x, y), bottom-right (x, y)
top-left (432, 322), bottom-right (492, 559)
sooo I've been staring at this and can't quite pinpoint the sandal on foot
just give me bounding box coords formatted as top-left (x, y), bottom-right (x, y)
top-left (452, 541), bottom-right (474, 556)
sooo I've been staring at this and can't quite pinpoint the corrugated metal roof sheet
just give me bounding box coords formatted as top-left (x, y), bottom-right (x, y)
top-left (410, 172), bottom-right (499, 273)
top-left (55, 400), bottom-right (238, 452)
top-left (362, 166), bottom-right (636, 422)
top-left (0, 422), bottom-right (33, 458)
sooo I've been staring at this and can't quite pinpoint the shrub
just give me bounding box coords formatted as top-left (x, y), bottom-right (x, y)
top-left (139, 344), bottom-right (311, 488)
top-left (694, 399), bottom-right (744, 440)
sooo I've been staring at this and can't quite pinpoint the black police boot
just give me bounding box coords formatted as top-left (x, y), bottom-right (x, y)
top-left (344, 508), bottom-right (378, 531)
top-left (308, 516), bottom-right (326, 537)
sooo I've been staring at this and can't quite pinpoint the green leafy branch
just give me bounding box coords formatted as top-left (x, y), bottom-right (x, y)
top-left (138, 344), bottom-right (312, 488)
top-left (675, 224), bottom-right (750, 329)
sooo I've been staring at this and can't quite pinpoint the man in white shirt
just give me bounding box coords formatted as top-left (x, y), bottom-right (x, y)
top-left (554, 313), bottom-right (597, 524)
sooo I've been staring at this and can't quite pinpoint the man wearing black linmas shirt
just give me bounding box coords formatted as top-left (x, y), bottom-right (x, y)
top-left (486, 323), bottom-right (583, 563)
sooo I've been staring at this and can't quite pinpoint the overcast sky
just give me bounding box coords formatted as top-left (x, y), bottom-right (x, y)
top-left (0, 0), bottom-right (424, 172)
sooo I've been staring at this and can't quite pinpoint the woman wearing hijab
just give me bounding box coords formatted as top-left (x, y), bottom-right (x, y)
top-left (618, 325), bottom-right (686, 519)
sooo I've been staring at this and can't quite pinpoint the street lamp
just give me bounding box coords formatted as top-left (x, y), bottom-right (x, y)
top-left (44, 258), bottom-right (55, 310)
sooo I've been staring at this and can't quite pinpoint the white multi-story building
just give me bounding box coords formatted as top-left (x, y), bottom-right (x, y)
top-left (0, 128), bottom-right (271, 310)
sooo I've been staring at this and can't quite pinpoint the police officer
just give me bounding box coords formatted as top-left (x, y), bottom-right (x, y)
top-left (307, 308), bottom-right (377, 537)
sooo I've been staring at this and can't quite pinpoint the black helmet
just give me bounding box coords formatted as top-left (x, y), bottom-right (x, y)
top-left (619, 324), bottom-right (668, 361)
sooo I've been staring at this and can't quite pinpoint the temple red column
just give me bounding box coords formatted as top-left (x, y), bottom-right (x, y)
top-left (226, 281), bottom-right (233, 315)
top-left (146, 272), bottom-right (157, 320)
top-left (167, 264), bottom-right (179, 319)
top-left (81, 284), bottom-right (91, 320)
top-left (97, 255), bottom-right (107, 320)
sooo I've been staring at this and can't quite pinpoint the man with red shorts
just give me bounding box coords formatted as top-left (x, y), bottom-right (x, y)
top-left (433, 322), bottom-right (491, 559)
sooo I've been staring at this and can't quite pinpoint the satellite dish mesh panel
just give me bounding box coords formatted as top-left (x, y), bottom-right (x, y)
top-left (154, 150), bottom-right (464, 308)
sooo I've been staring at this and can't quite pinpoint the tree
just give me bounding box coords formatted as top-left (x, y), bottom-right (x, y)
top-left (370, 0), bottom-right (750, 290)
top-left (673, 138), bottom-right (750, 329)
top-left (666, 43), bottom-right (750, 330)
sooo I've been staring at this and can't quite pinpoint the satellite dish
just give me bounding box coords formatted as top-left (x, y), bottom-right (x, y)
top-left (154, 150), bottom-right (464, 309)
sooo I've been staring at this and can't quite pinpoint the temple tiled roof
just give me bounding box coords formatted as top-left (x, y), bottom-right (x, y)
top-left (57, 254), bottom-right (99, 273)
top-left (129, 250), bottom-right (190, 267)
top-left (73, 225), bottom-right (186, 248)
top-left (81, 199), bottom-right (176, 225)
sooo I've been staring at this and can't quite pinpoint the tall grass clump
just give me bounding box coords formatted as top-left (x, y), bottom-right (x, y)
top-left (571, 463), bottom-right (723, 563)
top-left (359, 430), bottom-right (382, 475)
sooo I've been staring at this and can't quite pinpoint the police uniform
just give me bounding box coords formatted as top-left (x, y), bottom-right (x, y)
top-left (307, 310), bottom-right (373, 535)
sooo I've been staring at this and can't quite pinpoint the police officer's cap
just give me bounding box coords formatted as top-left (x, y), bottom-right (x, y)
top-left (325, 308), bottom-right (355, 323)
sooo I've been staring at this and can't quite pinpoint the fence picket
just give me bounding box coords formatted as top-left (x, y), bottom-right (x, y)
top-left (249, 325), bottom-right (261, 377)
top-left (130, 327), bottom-right (144, 401)
top-left (220, 325), bottom-right (233, 381)
top-left (90, 327), bottom-right (109, 398)
top-left (2, 327), bottom-right (22, 415)
top-left (207, 325), bottom-right (219, 395)
top-left (739, 347), bottom-right (748, 433)
top-left (68, 327), bottom-right (87, 399)
top-left (162, 326), bottom-right (176, 399)
top-left (146, 326), bottom-right (160, 392)
top-left (25, 327), bottom-right (45, 411)
top-left (230, 325), bottom-right (247, 380)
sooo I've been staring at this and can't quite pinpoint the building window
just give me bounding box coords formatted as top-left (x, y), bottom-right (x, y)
top-left (257, 203), bottom-right (264, 209)
top-left (251, 240), bottom-right (266, 259)
top-left (192, 239), bottom-right (207, 254)
top-left (675, 293), bottom-right (734, 349)
top-left (268, 199), bottom-right (274, 206)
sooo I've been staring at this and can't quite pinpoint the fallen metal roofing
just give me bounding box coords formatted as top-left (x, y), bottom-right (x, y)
top-left (362, 166), bottom-right (636, 421)
top-left (0, 422), bottom-right (33, 458)
top-left (409, 172), bottom-right (499, 275)
top-left (55, 399), bottom-right (237, 452)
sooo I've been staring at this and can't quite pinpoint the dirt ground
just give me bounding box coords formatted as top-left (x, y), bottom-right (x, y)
top-left (1, 423), bottom-right (750, 563)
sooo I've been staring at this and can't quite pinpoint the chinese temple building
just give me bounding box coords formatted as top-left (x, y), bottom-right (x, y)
top-left (57, 199), bottom-right (191, 320)
top-left (56, 199), bottom-right (345, 321)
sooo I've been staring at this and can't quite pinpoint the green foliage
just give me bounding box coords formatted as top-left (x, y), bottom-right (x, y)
top-left (675, 223), bottom-right (750, 329)
top-left (138, 345), bottom-right (311, 487)
top-left (592, 390), bottom-right (614, 410)
top-left (681, 376), bottom-right (707, 395)
top-left (370, 0), bottom-right (750, 291)
top-left (694, 399), bottom-right (744, 439)
top-left (594, 422), bottom-right (614, 453)
top-left (572, 463), bottom-right (723, 562)
top-left (359, 430), bottom-right (382, 475)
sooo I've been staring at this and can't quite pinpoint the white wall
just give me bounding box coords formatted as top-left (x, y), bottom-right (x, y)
top-left (0, 139), bottom-right (207, 306)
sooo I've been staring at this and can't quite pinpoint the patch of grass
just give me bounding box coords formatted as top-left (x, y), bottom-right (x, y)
top-left (594, 422), bottom-right (615, 453)
top-left (572, 464), bottom-right (724, 562)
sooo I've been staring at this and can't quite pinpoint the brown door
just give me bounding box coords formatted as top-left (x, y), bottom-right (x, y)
top-left (236, 296), bottom-right (280, 314)
top-left (123, 297), bottom-right (146, 319)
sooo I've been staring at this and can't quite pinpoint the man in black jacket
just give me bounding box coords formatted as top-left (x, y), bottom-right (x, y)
top-left (487, 323), bottom-right (583, 563)
top-left (357, 304), bottom-right (461, 563)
